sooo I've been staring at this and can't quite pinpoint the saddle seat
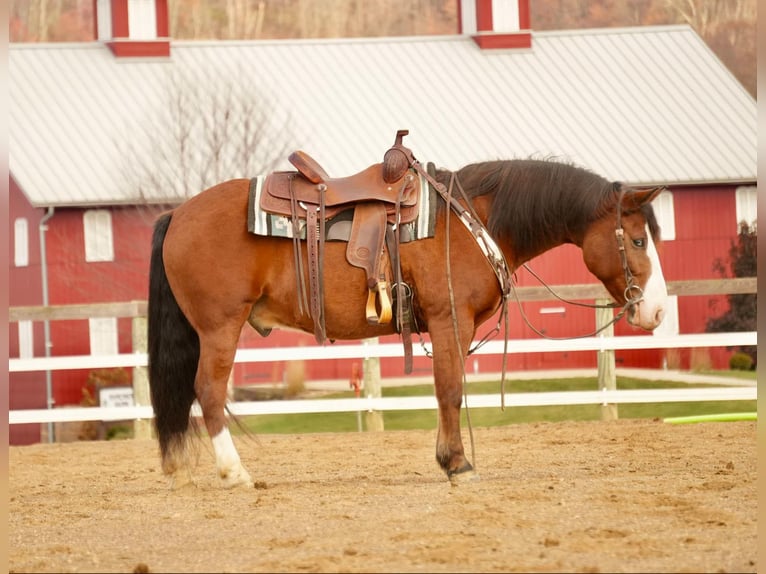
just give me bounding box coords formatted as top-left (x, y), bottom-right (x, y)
top-left (258, 131), bottom-right (422, 347)
top-left (261, 153), bottom-right (420, 223)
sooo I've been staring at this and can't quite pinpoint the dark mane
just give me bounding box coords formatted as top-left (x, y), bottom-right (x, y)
top-left (436, 159), bottom-right (623, 259)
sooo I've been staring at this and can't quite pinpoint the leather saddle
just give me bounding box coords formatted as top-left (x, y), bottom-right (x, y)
top-left (259, 130), bottom-right (421, 346)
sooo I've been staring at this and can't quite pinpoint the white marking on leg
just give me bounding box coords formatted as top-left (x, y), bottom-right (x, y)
top-left (211, 427), bottom-right (254, 488)
top-left (637, 225), bottom-right (668, 329)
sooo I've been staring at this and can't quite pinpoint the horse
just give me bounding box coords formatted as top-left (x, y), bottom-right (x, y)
top-left (147, 149), bottom-right (668, 489)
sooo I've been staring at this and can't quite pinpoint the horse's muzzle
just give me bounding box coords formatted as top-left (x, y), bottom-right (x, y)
top-left (627, 300), bottom-right (665, 331)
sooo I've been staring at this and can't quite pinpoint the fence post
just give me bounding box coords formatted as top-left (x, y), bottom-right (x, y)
top-left (596, 300), bottom-right (618, 420)
top-left (363, 338), bottom-right (384, 431)
top-left (131, 314), bottom-right (153, 439)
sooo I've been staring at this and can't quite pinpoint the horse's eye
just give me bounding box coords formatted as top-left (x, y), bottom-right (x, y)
top-left (632, 238), bottom-right (646, 248)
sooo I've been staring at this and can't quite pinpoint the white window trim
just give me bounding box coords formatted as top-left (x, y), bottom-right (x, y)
top-left (96, 0), bottom-right (112, 40)
top-left (14, 217), bottom-right (29, 267)
top-left (18, 320), bottom-right (34, 359)
top-left (128, 0), bottom-right (157, 40)
top-left (735, 186), bottom-right (757, 232)
top-left (89, 317), bottom-right (119, 356)
top-left (653, 295), bottom-right (679, 337)
top-left (83, 210), bottom-right (114, 262)
top-left (651, 189), bottom-right (675, 241)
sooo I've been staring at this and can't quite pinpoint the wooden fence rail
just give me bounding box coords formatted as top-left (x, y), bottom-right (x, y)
top-left (8, 278), bottom-right (757, 431)
top-left (7, 278), bottom-right (756, 322)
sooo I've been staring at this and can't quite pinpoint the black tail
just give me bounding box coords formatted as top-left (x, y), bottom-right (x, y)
top-left (147, 212), bottom-right (200, 465)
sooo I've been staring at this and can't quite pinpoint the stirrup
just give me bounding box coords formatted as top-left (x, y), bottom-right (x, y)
top-left (366, 281), bottom-right (392, 325)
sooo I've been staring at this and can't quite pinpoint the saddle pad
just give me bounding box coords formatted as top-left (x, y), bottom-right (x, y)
top-left (247, 168), bottom-right (438, 242)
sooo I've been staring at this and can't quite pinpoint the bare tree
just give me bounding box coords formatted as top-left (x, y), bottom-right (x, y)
top-left (225, 0), bottom-right (265, 38)
top-left (117, 65), bottom-right (295, 207)
top-left (530, 0), bottom-right (756, 98)
top-left (662, 0), bottom-right (755, 96)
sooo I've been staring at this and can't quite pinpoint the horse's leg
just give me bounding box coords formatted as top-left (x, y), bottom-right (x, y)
top-left (195, 320), bottom-right (254, 489)
top-left (429, 318), bottom-right (478, 483)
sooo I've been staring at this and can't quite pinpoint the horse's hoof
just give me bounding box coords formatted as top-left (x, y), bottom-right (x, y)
top-left (219, 466), bottom-right (254, 489)
top-left (168, 472), bottom-right (196, 491)
top-left (220, 477), bottom-right (255, 489)
top-left (447, 462), bottom-right (480, 485)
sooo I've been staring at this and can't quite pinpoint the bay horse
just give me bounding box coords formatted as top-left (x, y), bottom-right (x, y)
top-left (147, 149), bottom-right (668, 489)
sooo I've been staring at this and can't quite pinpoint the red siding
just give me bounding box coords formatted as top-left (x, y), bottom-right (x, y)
top-left (657, 187), bottom-right (739, 368)
top-left (9, 198), bottom-right (160, 425)
top-left (43, 207), bottom-right (157, 405)
top-left (9, 179), bottom-right (47, 444)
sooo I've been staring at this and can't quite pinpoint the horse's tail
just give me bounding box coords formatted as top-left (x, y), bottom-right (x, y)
top-left (147, 212), bottom-right (200, 466)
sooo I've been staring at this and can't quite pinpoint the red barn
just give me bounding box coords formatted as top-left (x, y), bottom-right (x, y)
top-left (9, 0), bottom-right (756, 444)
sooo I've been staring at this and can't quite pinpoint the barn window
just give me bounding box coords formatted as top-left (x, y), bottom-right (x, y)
top-left (17, 320), bottom-right (34, 358)
top-left (735, 186), bottom-right (757, 231)
top-left (652, 295), bottom-right (679, 338)
top-left (651, 190), bottom-right (675, 241)
top-left (128, 0), bottom-right (157, 40)
top-left (89, 317), bottom-right (119, 356)
top-left (96, 0), bottom-right (112, 40)
top-left (83, 210), bottom-right (114, 262)
top-left (14, 217), bottom-right (29, 267)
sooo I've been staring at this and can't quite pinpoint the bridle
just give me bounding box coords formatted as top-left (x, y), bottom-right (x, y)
top-left (614, 186), bottom-right (647, 312)
top-left (402, 162), bottom-right (657, 458)
top-left (511, 185), bottom-right (659, 341)
top-left (377, 138), bottom-right (661, 467)
top-left (404, 166), bottom-right (654, 348)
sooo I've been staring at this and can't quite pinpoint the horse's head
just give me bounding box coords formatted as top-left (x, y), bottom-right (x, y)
top-left (582, 185), bottom-right (668, 331)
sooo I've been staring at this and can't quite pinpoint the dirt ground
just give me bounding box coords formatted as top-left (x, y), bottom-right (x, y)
top-left (8, 419), bottom-right (757, 573)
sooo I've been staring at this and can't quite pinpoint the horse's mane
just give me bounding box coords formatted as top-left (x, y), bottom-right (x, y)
top-left (435, 158), bottom-right (658, 258)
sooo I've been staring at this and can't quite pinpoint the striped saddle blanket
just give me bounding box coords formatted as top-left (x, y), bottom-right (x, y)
top-left (246, 167), bottom-right (438, 243)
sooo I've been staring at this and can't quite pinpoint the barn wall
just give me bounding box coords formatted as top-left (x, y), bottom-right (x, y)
top-left (9, 179), bottom-right (48, 444)
top-left (658, 186), bottom-right (739, 369)
top-left (33, 205), bottom-right (160, 407)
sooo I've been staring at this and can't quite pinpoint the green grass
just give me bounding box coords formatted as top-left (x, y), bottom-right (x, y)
top-left (693, 368), bottom-right (757, 381)
top-left (235, 375), bottom-right (756, 435)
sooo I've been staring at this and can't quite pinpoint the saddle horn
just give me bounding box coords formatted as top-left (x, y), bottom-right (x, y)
top-left (382, 129), bottom-right (415, 183)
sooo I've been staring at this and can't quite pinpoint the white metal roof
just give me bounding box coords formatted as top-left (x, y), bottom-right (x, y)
top-left (9, 25), bottom-right (756, 207)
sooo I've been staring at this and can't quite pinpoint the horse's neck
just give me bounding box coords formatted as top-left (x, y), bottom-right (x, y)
top-left (506, 236), bottom-right (574, 272)
top-left (493, 182), bottom-right (585, 269)
top-left (448, 171), bottom-right (584, 269)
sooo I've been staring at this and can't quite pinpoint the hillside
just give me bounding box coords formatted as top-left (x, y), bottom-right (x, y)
top-left (9, 0), bottom-right (755, 97)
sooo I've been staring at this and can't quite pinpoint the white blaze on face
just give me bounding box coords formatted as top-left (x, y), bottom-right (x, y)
top-left (633, 225), bottom-right (668, 330)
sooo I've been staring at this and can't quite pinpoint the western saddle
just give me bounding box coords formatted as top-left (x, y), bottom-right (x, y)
top-left (260, 130), bottom-right (422, 364)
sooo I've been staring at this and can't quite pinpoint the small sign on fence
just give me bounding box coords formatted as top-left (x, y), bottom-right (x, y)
top-left (99, 386), bottom-right (135, 409)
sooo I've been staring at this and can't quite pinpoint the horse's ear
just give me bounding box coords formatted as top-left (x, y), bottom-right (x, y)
top-left (620, 185), bottom-right (665, 212)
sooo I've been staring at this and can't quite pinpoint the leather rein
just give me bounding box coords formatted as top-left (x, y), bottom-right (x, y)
top-left (510, 185), bottom-right (649, 341)
top-left (409, 165), bottom-right (652, 413)
top-left (404, 159), bottom-right (652, 467)
top-left (409, 166), bottom-right (650, 347)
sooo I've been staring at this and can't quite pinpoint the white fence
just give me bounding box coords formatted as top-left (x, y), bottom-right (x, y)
top-left (7, 331), bottom-right (758, 373)
top-left (8, 331), bottom-right (757, 425)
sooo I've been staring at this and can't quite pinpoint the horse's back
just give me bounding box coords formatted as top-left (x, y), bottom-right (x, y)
top-left (161, 178), bottom-right (393, 339)
top-left (171, 178), bottom-right (251, 223)
top-left (162, 179), bottom-right (265, 317)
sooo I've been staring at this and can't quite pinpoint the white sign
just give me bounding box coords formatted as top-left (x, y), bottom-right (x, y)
top-left (99, 387), bottom-right (135, 408)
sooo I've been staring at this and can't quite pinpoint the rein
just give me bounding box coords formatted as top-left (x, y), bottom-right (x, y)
top-left (395, 151), bottom-right (648, 468)
top-left (407, 160), bottom-right (513, 470)
top-left (410, 169), bottom-right (647, 416)
top-left (409, 163), bottom-right (514, 358)
top-left (510, 185), bottom-right (646, 340)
